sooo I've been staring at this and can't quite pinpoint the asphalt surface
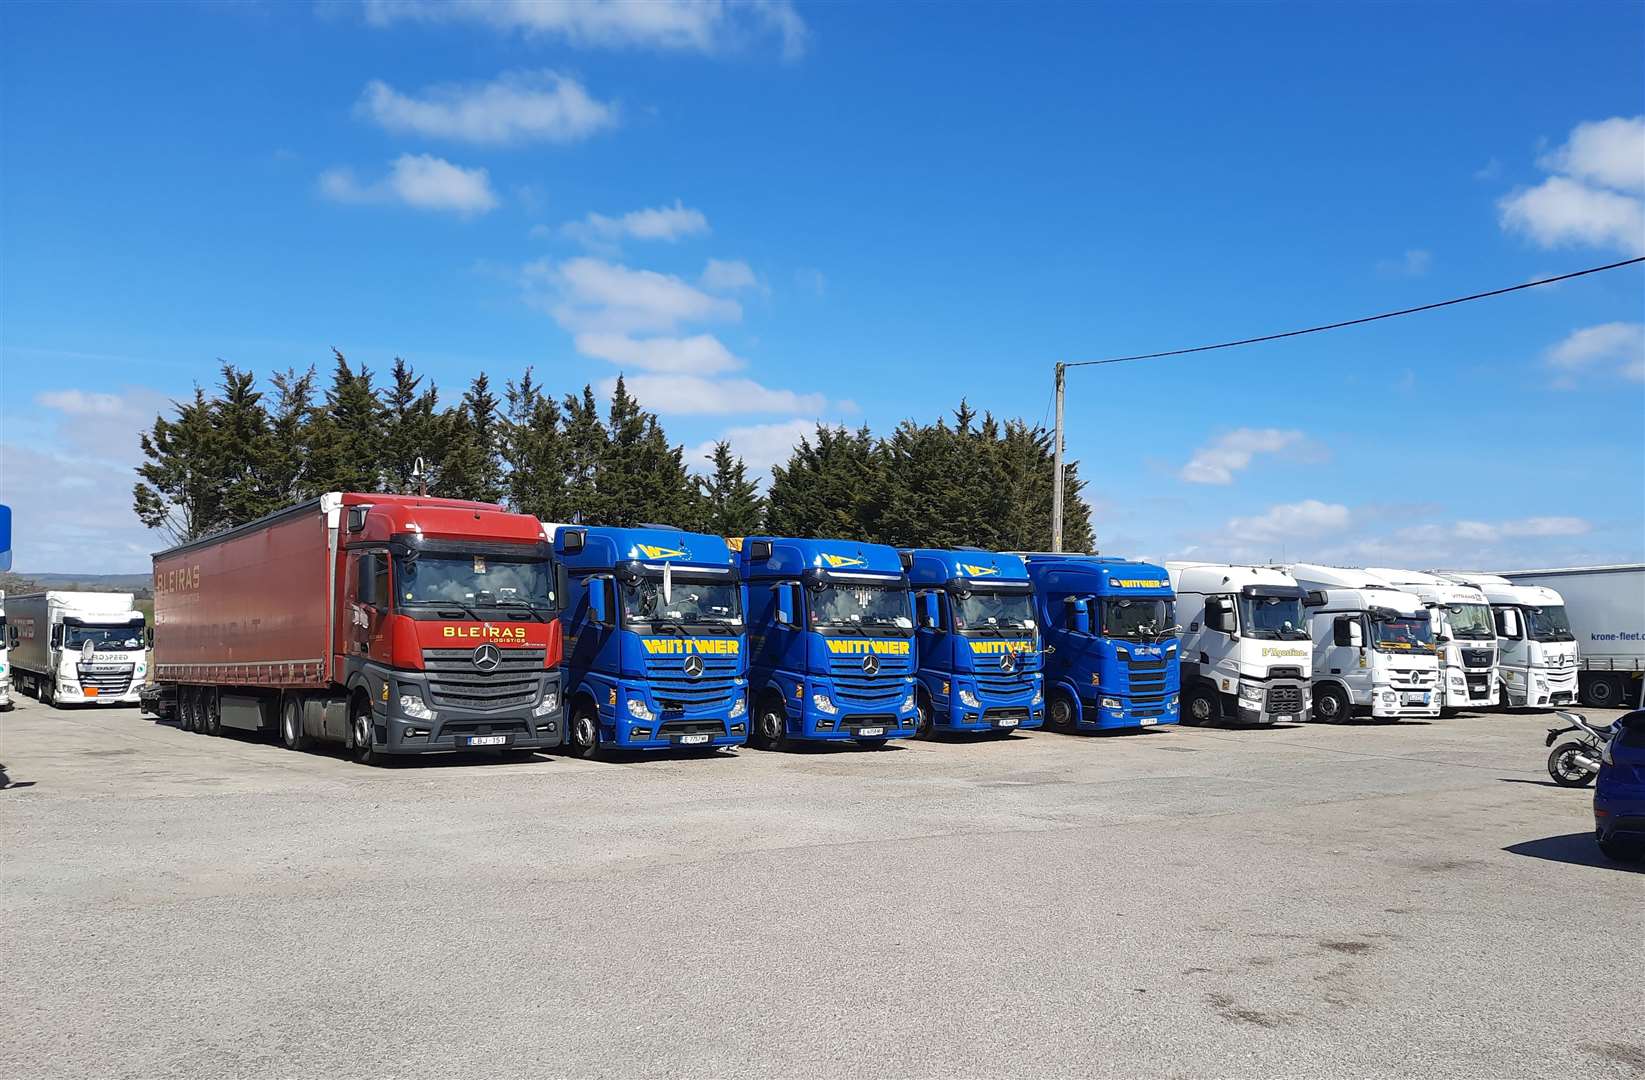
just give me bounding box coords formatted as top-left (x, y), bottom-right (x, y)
top-left (2, 694), bottom-right (1641, 1080)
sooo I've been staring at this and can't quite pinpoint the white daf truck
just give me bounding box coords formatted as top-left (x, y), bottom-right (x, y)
top-left (7, 591), bottom-right (148, 707)
top-left (1497, 565), bottom-right (1643, 709)
top-left (1365, 568), bottom-right (1498, 713)
top-left (0, 591), bottom-right (12, 710)
top-left (1166, 562), bottom-right (1311, 725)
top-left (1439, 573), bottom-right (1581, 709)
top-left (1284, 564), bottom-right (1441, 722)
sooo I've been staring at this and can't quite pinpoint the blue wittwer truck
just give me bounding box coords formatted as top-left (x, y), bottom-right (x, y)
top-left (1024, 555), bottom-right (1181, 731)
top-left (905, 549), bottom-right (1045, 737)
top-left (737, 536), bottom-right (919, 750)
top-left (554, 525), bottom-right (748, 758)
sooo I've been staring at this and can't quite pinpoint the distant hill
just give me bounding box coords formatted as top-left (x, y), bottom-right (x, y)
top-left (2, 572), bottom-right (152, 596)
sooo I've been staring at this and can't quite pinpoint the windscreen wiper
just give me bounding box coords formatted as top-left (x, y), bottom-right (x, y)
top-left (490, 598), bottom-right (548, 622)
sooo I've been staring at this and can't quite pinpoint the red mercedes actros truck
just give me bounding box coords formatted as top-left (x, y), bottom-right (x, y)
top-left (145, 492), bottom-right (564, 762)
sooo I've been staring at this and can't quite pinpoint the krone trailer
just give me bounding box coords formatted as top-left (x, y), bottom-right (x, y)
top-left (7, 590), bottom-right (147, 707)
top-left (1497, 565), bottom-right (1643, 708)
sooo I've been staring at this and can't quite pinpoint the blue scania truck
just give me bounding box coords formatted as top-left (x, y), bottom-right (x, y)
top-left (905, 549), bottom-right (1044, 737)
top-left (1024, 555), bottom-right (1181, 731)
top-left (737, 536), bottom-right (919, 749)
top-left (554, 525), bottom-right (748, 757)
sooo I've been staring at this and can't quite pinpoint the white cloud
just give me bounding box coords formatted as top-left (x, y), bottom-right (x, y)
top-left (1225, 500), bottom-right (1352, 545)
top-left (1454, 517), bottom-right (1591, 543)
top-left (1545, 321), bottom-right (1645, 382)
top-left (684, 417), bottom-right (819, 479)
top-left (700, 258), bottom-right (759, 292)
top-left (563, 200), bottom-right (709, 248)
top-left (355, 70), bottom-right (617, 145)
top-left (362, 0), bottom-right (808, 60)
top-left (1538, 116), bottom-right (1645, 193)
top-left (573, 332), bottom-right (743, 374)
top-left (319, 154), bottom-right (499, 215)
top-left (1499, 176), bottom-right (1645, 256)
top-left (1179, 428), bottom-right (1304, 485)
top-left (609, 374), bottom-right (826, 415)
top-left (35, 390), bottom-right (129, 416)
top-left (529, 256), bottom-right (740, 333)
top-left (1376, 249), bottom-right (1431, 277)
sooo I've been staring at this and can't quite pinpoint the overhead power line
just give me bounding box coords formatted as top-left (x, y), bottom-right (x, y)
top-left (1064, 256), bottom-right (1645, 370)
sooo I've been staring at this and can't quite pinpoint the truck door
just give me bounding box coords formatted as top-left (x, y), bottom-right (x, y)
top-left (914, 589), bottom-right (950, 670)
top-left (1493, 606), bottom-right (1526, 693)
top-left (347, 551), bottom-right (393, 667)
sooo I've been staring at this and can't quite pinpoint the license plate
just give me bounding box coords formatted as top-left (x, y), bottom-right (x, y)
top-left (679, 733), bottom-right (710, 745)
top-left (996, 717), bottom-right (1019, 728)
top-left (464, 735), bottom-right (508, 747)
top-left (1138, 717), bottom-right (1158, 726)
top-left (858, 727), bottom-right (884, 737)
top-left (1275, 715), bottom-right (1292, 723)
top-left (1403, 692), bottom-right (1429, 706)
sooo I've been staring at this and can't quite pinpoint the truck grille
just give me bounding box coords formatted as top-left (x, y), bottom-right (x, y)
top-left (1125, 656), bottom-right (1169, 695)
top-left (826, 654), bottom-right (913, 679)
top-left (1465, 673), bottom-right (1491, 699)
top-left (977, 673), bottom-right (1036, 696)
top-left (1265, 685), bottom-right (1304, 713)
top-left (658, 718), bottom-right (729, 738)
top-left (77, 668), bottom-right (134, 695)
top-left (1389, 669), bottom-right (1436, 691)
top-left (831, 675), bottom-right (905, 708)
top-left (1269, 666), bottom-right (1303, 681)
top-left (652, 676), bottom-right (735, 709)
top-left (1461, 649), bottom-right (1494, 669)
top-left (1130, 694), bottom-right (1167, 716)
top-left (421, 648), bottom-right (544, 712)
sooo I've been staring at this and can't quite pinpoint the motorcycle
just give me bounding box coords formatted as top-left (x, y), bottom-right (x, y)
top-left (1544, 710), bottom-right (1614, 788)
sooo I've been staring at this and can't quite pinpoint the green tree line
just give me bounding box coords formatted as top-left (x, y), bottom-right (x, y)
top-left (132, 353), bottom-right (1094, 552)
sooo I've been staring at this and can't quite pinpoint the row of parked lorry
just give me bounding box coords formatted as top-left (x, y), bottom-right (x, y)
top-left (3, 493), bottom-right (1639, 763)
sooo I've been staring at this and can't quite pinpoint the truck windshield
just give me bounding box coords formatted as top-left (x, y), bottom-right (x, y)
top-left (1100, 599), bottom-right (1174, 641)
top-left (811, 583), bottom-right (912, 632)
top-left (953, 590), bottom-right (1036, 634)
top-left (1443, 603), bottom-right (1496, 640)
top-left (1239, 595), bottom-right (1308, 640)
top-left (623, 579), bottom-right (742, 629)
top-left (1526, 605), bottom-right (1575, 643)
top-left (66, 624), bottom-right (144, 651)
top-left (1370, 614), bottom-right (1434, 652)
top-left (397, 554), bottom-right (555, 610)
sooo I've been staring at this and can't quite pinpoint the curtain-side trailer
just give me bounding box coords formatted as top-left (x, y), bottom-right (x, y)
top-left (1497, 565), bottom-right (1644, 708)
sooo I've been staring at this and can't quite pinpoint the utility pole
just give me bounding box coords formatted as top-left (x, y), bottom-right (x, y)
top-left (1051, 362), bottom-right (1065, 553)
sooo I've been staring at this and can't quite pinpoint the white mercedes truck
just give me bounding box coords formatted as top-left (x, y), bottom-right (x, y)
top-left (8, 591), bottom-right (148, 708)
top-left (0, 591), bottom-right (12, 710)
top-left (1166, 562), bottom-right (1311, 725)
top-left (1285, 564), bottom-right (1441, 722)
top-left (1365, 568), bottom-right (1499, 713)
top-left (1440, 573), bottom-right (1579, 709)
top-left (1497, 565), bottom-right (1642, 708)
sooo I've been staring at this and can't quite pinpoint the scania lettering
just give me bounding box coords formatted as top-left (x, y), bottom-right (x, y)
top-left (143, 493), bottom-right (564, 761)
top-left (1023, 555), bottom-right (1181, 731)
top-left (1285, 564), bottom-right (1440, 722)
top-left (1365, 568), bottom-right (1499, 713)
top-left (738, 536), bottom-right (918, 749)
top-left (1167, 562), bottom-right (1311, 726)
top-left (553, 525), bottom-right (748, 758)
top-left (1440, 572), bottom-right (1578, 709)
top-left (905, 549), bottom-right (1044, 736)
top-left (8, 590), bottom-right (147, 707)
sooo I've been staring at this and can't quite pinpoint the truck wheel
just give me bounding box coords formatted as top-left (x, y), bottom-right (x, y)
top-left (42, 680), bottom-right (56, 708)
top-left (568, 702), bottom-right (602, 760)
top-left (1181, 685), bottom-right (1219, 727)
top-left (1046, 691), bottom-right (1077, 733)
top-left (349, 698), bottom-right (380, 765)
top-left (1313, 684), bottom-right (1350, 724)
top-left (202, 689), bottom-right (222, 737)
top-left (751, 698), bottom-right (788, 752)
top-left (178, 687), bottom-right (197, 731)
top-left (914, 690), bottom-right (935, 739)
top-left (1581, 675), bottom-right (1619, 708)
top-left (280, 696), bottom-right (310, 752)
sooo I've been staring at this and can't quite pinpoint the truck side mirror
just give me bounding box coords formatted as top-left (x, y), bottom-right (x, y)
top-left (1495, 608), bottom-right (1522, 640)
top-left (145, 626), bottom-right (155, 649)
top-left (1334, 616), bottom-right (1362, 648)
top-left (357, 562), bottom-right (376, 608)
top-left (588, 578), bottom-right (609, 624)
top-left (774, 583), bottom-right (796, 626)
top-left (1064, 597), bottom-right (1090, 634)
top-left (748, 539), bottom-right (773, 562)
top-left (347, 505), bottom-right (369, 533)
top-left (917, 592), bottom-right (939, 630)
top-left (50, 626), bottom-right (63, 648)
top-left (560, 529), bottom-right (586, 555)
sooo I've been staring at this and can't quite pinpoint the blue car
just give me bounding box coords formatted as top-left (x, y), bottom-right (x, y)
top-left (1595, 709), bottom-right (1645, 863)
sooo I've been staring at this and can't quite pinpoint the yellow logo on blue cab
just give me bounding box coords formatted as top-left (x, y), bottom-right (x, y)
top-left (819, 553), bottom-right (866, 569)
top-left (636, 544), bottom-right (689, 560)
top-left (958, 563), bottom-right (998, 578)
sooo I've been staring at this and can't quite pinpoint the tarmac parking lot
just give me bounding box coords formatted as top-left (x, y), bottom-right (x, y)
top-left (1, 694), bottom-right (1641, 1080)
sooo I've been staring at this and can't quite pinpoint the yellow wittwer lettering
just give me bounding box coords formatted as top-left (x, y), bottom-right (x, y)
top-left (640, 638), bottom-right (742, 655)
top-left (823, 640), bottom-right (910, 656)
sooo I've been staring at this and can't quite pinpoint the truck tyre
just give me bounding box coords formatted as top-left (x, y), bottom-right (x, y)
top-left (751, 696), bottom-right (789, 752)
top-left (914, 689), bottom-right (936, 739)
top-left (202, 689), bottom-right (222, 737)
top-left (1581, 675), bottom-right (1620, 708)
top-left (41, 679), bottom-right (56, 708)
top-left (1046, 690), bottom-right (1078, 733)
top-left (349, 696), bottom-right (380, 766)
top-left (280, 696), bottom-right (310, 752)
top-left (1181, 685), bottom-right (1219, 727)
top-left (178, 687), bottom-right (196, 731)
top-left (568, 701), bottom-right (602, 760)
top-left (1313, 683), bottom-right (1351, 724)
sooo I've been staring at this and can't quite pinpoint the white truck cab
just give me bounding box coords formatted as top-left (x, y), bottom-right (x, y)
top-left (1166, 562), bottom-right (1311, 725)
top-left (1439, 573), bottom-right (1578, 708)
top-left (0, 590), bottom-right (12, 710)
top-left (1365, 568), bottom-right (1499, 712)
top-left (1285, 564), bottom-right (1441, 721)
top-left (8, 591), bottom-right (148, 707)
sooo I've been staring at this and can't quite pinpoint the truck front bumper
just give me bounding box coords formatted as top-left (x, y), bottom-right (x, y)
top-left (1366, 692), bottom-right (1440, 719)
top-left (1444, 670), bottom-right (1498, 709)
top-left (1078, 693), bottom-right (1179, 730)
top-left (936, 685), bottom-right (1045, 732)
top-left (383, 670), bottom-right (564, 754)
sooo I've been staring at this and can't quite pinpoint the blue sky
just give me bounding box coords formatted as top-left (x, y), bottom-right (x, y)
top-left (2, 0), bottom-right (1642, 573)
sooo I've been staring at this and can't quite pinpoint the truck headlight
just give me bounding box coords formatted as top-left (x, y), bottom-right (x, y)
top-left (1381, 691), bottom-right (1396, 703)
top-left (811, 693), bottom-right (838, 715)
top-left (1534, 678), bottom-right (1547, 690)
top-left (958, 689), bottom-right (981, 708)
top-left (626, 697), bottom-right (656, 722)
top-left (1101, 696), bottom-right (1121, 710)
top-left (532, 689), bottom-right (560, 717)
top-left (1031, 689), bottom-right (1043, 706)
top-left (1238, 682), bottom-right (1264, 703)
top-left (399, 693), bottom-right (436, 720)
top-left (901, 693), bottom-right (916, 712)
top-left (729, 695), bottom-right (746, 718)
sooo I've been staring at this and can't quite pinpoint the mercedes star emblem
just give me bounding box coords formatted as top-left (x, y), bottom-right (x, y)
top-left (472, 643), bottom-right (502, 672)
top-left (1000, 649), bottom-right (1017, 673)
top-left (861, 654), bottom-right (880, 675)
top-left (683, 655), bottom-right (705, 678)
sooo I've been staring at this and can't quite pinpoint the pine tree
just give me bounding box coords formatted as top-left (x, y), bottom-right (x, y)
top-left (213, 363), bottom-right (272, 525)
top-left (503, 367), bottom-right (569, 520)
top-left (307, 350), bottom-right (385, 493)
top-left (438, 373), bottom-right (506, 503)
top-left (380, 357), bottom-right (442, 495)
top-left (133, 387), bottom-right (226, 544)
top-left (765, 424), bottom-right (885, 540)
top-left (695, 441), bottom-right (764, 536)
top-left (559, 385), bottom-right (607, 523)
top-left (598, 376), bottom-right (697, 528)
top-left (260, 366), bottom-right (318, 507)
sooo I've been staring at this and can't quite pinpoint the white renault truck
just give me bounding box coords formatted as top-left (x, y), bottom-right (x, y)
top-left (1441, 573), bottom-right (1579, 709)
top-left (7, 591), bottom-right (147, 708)
top-left (1166, 562), bottom-right (1311, 725)
top-left (1285, 564), bottom-right (1441, 722)
top-left (1365, 568), bottom-right (1499, 713)
top-left (1497, 565), bottom-right (1643, 709)
top-left (0, 591), bottom-right (12, 710)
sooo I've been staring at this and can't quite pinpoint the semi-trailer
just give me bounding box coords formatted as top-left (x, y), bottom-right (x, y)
top-left (553, 525), bottom-right (749, 758)
top-left (0, 591), bottom-right (10, 710)
top-left (1285, 564), bottom-right (1441, 721)
top-left (1166, 562), bottom-right (1311, 726)
top-left (1438, 572), bottom-right (1579, 709)
top-left (1023, 555), bottom-right (1181, 732)
top-left (145, 492), bottom-right (564, 761)
top-left (737, 536), bottom-right (919, 749)
top-left (8, 590), bottom-right (147, 707)
top-left (904, 548), bottom-right (1044, 737)
top-left (1497, 565), bottom-right (1641, 707)
top-left (1365, 567), bottom-right (1499, 713)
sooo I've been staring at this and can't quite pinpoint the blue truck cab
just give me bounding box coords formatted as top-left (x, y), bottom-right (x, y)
top-left (554, 525), bottom-right (748, 757)
top-left (905, 549), bottom-right (1045, 736)
top-left (737, 536), bottom-right (919, 749)
top-left (1024, 555), bottom-right (1181, 732)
